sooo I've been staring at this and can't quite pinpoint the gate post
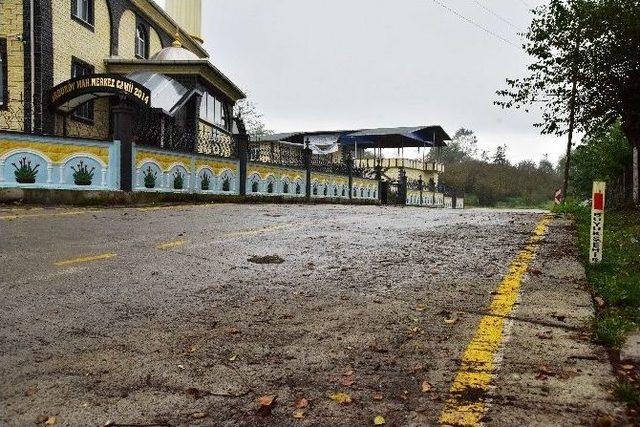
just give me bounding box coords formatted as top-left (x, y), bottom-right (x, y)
top-left (234, 117), bottom-right (248, 196)
top-left (398, 168), bottom-right (407, 206)
top-left (418, 175), bottom-right (424, 206)
top-left (347, 152), bottom-right (354, 200)
top-left (112, 103), bottom-right (137, 191)
top-left (304, 139), bottom-right (312, 201)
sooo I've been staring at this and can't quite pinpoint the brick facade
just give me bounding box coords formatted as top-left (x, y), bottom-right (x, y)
top-left (0, 0), bottom-right (26, 131)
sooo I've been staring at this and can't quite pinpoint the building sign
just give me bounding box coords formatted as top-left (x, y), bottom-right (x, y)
top-left (589, 181), bottom-right (606, 264)
top-left (49, 74), bottom-right (151, 113)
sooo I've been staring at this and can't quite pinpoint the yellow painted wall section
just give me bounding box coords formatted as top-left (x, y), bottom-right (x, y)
top-left (248, 163), bottom-right (303, 182)
top-left (51, 0), bottom-right (111, 140)
top-left (195, 158), bottom-right (237, 175)
top-left (149, 27), bottom-right (163, 57)
top-left (0, 0), bottom-right (25, 131)
top-left (118, 9), bottom-right (136, 59)
top-left (0, 138), bottom-right (110, 164)
top-left (136, 150), bottom-right (192, 172)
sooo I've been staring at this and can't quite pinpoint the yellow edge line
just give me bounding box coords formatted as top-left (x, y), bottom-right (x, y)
top-left (0, 210), bottom-right (100, 221)
top-left (156, 240), bottom-right (187, 250)
top-left (54, 253), bottom-right (117, 267)
top-left (439, 214), bottom-right (554, 426)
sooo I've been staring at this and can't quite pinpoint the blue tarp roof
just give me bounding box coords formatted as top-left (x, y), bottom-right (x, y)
top-left (255, 126), bottom-right (450, 148)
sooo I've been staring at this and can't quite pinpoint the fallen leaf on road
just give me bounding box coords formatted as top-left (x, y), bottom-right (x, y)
top-left (257, 395), bottom-right (277, 416)
top-left (595, 296), bottom-right (606, 307)
top-left (373, 415), bottom-right (386, 425)
top-left (228, 354), bottom-right (237, 362)
top-left (372, 392), bottom-right (383, 401)
top-left (341, 376), bottom-right (355, 387)
top-left (186, 387), bottom-right (202, 399)
top-left (258, 395), bottom-right (276, 406)
top-left (415, 305), bottom-right (426, 312)
top-left (421, 380), bottom-right (432, 392)
top-left (444, 316), bottom-right (458, 324)
top-left (227, 327), bottom-right (240, 335)
top-left (191, 412), bottom-right (208, 419)
top-left (292, 410), bottom-right (305, 419)
top-left (329, 392), bottom-right (352, 404)
top-left (24, 387), bottom-right (38, 397)
top-left (38, 416), bottom-right (56, 425)
top-left (295, 398), bottom-right (309, 408)
top-left (621, 364), bottom-right (635, 371)
top-left (343, 370), bottom-right (354, 376)
top-left (536, 330), bottom-right (553, 340)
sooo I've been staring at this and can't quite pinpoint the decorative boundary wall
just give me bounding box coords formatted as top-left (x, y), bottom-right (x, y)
top-left (247, 163), bottom-right (306, 197)
top-left (0, 132), bottom-right (120, 190)
top-left (352, 177), bottom-right (379, 200)
top-left (133, 145), bottom-right (240, 194)
top-left (311, 172), bottom-right (350, 199)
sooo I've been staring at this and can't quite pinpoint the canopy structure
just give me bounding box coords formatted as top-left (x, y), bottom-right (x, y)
top-left (257, 126), bottom-right (450, 149)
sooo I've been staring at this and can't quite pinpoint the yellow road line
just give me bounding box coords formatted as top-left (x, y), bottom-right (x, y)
top-left (222, 223), bottom-right (294, 238)
top-left (54, 252), bottom-right (117, 267)
top-left (0, 209), bottom-right (101, 221)
top-left (439, 214), bottom-right (553, 426)
top-left (156, 239), bottom-right (187, 250)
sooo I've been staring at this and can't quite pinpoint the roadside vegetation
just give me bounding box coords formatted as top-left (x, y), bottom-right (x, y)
top-left (553, 121), bottom-right (640, 411)
top-left (435, 128), bottom-right (562, 207)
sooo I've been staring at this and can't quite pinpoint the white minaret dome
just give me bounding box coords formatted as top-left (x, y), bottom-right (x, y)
top-left (166, 0), bottom-right (203, 44)
top-left (150, 43), bottom-right (200, 61)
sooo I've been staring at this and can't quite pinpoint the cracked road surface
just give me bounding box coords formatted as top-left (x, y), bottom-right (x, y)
top-left (0, 204), bottom-right (622, 426)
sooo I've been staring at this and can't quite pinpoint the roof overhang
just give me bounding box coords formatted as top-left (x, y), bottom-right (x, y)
top-left (104, 59), bottom-right (246, 102)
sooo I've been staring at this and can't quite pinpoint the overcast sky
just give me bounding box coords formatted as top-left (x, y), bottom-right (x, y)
top-left (155, 0), bottom-right (563, 164)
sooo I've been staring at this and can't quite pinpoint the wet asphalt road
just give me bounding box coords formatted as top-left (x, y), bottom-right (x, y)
top-left (0, 204), bottom-right (621, 426)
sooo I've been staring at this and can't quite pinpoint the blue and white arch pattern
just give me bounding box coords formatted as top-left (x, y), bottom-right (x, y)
top-left (0, 135), bottom-right (119, 190)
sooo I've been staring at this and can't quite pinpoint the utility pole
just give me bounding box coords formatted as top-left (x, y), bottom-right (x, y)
top-left (562, 65), bottom-right (578, 203)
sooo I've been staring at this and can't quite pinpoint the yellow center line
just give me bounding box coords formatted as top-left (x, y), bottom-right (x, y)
top-left (222, 223), bottom-right (296, 238)
top-left (156, 239), bottom-right (187, 250)
top-left (54, 252), bottom-right (117, 267)
top-left (439, 214), bottom-right (554, 427)
top-left (0, 209), bottom-right (101, 221)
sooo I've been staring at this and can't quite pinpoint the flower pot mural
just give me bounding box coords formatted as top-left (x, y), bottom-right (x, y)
top-left (173, 171), bottom-right (184, 190)
top-left (12, 157), bottom-right (39, 184)
top-left (222, 177), bottom-right (231, 192)
top-left (143, 166), bottom-right (157, 189)
top-left (201, 173), bottom-right (210, 191)
top-left (72, 161), bottom-right (95, 186)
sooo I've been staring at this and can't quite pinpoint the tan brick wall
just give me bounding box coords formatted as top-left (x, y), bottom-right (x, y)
top-left (0, 0), bottom-right (25, 132)
top-left (118, 9), bottom-right (136, 59)
top-left (51, 0), bottom-right (112, 139)
top-left (149, 26), bottom-right (162, 57)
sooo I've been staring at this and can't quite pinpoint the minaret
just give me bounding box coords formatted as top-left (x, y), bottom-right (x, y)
top-left (166, 0), bottom-right (203, 43)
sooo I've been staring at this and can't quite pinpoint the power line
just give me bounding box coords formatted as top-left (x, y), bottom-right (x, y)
top-left (429, 0), bottom-right (520, 49)
top-left (472, 0), bottom-right (519, 30)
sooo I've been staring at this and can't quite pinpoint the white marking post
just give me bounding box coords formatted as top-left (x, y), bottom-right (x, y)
top-left (589, 181), bottom-right (606, 264)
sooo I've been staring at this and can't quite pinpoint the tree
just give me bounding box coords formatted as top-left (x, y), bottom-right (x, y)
top-left (428, 128), bottom-right (478, 163)
top-left (538, 154), bottom-right (555, 174)
top-left (492, 145), bottom-right (508, 165)
top-left (233, 99), bottom-right (273, 138)
top-left (496, 0), bottom-right (640, 205)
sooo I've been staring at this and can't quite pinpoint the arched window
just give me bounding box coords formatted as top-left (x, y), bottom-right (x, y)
top-left (283, 181), bottom-right (289, 194)
top-left (252, 181), bottom-right (259, 193)
top-left (135, 25), bottom-right (147, 59)
top-left (267, 181), bottom-right (274, 193)
top-left (296, 183), bottom-right (301, 194)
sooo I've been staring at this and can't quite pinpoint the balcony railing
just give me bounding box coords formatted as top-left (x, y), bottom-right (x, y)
top-left (354, 158), bottom-right (444, 173)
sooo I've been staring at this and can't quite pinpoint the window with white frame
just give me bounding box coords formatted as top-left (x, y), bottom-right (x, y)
top-left (199, 93), bottom-right (227, 129)
top-left (135, 25), bottom-right (147, 59)
top-left (71, 59), bottom-right (94, 121)
top-left (72, 0), bottom-right (94, 26)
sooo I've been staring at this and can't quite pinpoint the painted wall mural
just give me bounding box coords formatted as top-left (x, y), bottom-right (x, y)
top-left (0, 133), bottom-right (120, 190)
top-left (352, 177), bottom-right (378, 200)
top-left (247, 163), bottom-right (305, 197)
top-left (134, 146), bottom-right (240, 194)
top-left (310, 172), bottom-right (350, 199)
